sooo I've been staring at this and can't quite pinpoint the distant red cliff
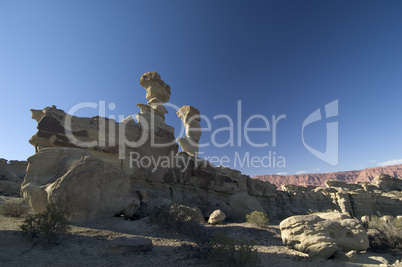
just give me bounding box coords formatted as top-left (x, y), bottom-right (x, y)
top-left (253, 164), bottom-right (402, 189)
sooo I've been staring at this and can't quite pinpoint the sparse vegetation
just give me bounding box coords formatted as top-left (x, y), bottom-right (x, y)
top-left (208, 232), bottom-right (261, 266)
top-left (0, 201), bottom-right (30, 217)
top-left (367, 216), bottom-right (402, 254)
top-left (150, 204), bottom-right (261, 265)
top-left (19, 203), bottom-right (71, 246)
top-left (246, 211), bottom-right (269, 227)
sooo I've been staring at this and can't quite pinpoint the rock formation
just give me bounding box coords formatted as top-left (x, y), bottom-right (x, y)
top-left (21, 148), bottom-right (140, 221)
top-left (0, 158), bottom-right (27, 195)
top-left (176, 105), bottom-right (201, 155)
top-left (254, 164), bottom-right (402, 188)
top-left (137, 71), bottom-right (173, 132)
top-left (29, 72), bottom-right (178, 182)
top-left (21, 72), bottom-right (402, 224)
top-left (280, 211), bottom-right (369, 259)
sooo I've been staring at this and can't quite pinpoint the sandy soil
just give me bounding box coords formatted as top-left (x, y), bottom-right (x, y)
top-left (0, 196), bottom-right (401, 267)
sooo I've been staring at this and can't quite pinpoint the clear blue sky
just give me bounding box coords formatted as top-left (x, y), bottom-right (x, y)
top-left (1, 1), bottom-right (402, 177)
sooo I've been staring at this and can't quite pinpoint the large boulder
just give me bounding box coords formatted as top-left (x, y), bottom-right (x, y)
top-left (279, 211), bottom-right (369, 259)
top-left (21, 148), bottom-right (140, 221)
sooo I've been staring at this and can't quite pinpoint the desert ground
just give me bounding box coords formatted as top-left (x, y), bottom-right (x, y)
top-left (0, 196), bottom-right (401, 267)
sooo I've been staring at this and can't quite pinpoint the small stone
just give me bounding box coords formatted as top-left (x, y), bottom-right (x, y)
top-left (207, 209), bottom-right (226, 225)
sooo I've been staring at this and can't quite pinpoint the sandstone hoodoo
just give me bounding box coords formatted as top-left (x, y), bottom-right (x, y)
top-left (176, 105), bottom-right (201, 156)
top-left (21, 71), bottom-right (402, 229)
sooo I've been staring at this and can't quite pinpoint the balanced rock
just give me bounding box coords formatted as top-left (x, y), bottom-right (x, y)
top-left (279, 211), bottom-right (369, 259)
top-left (177, 106), bottom-right (201, 155)
top-left (21, 148), bottom-right (140, 221)
top-left (139, 71), bottom-right (171, 103)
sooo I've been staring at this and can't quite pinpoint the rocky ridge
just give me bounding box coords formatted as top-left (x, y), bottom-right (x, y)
top-left (254, 164), bottom-right (402, 189)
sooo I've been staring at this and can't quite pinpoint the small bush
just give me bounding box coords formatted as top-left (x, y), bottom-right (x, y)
top-left (19, 203), bottom-right (71, 246)
top-left (246, 211), bottom-right (269, 227)
top-left (149, 204), bottom-right (202, 231)
top-left (1, 201), bottom-right (30, 217)
top-left (208, 232), bottom-right (261, 267)
top-left (150, 204), bottom-right (261, 265)
top-left (367, 216), bottom-right (402, 254)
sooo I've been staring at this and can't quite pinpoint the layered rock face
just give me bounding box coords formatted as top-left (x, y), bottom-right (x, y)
top-left (29, 72), bottom-right (178, 182)
top-left (21, 148), bottom-right (139, 221)
top-left (176, 106), bottom-right (201, 155)
top-left (280, 211), bottom-right (369, 259)
top-left (0, 158), bottom-right (27, 195)
top-left (254, 164), bottom-right (402, 188)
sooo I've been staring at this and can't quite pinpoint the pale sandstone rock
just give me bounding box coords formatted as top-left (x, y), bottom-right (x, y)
top-left (373, 174), bottom-right (402, 191)
top-left (280, 211), bottom-right (369, 259)
top-left (139, 72), bottom-right (171, 103)
top-left (29, 105), bottom-right (177, 182)
top-left (177, 106), bottom-right (201, 155)
top-left (361, 215), bottom-right (370, 224)
top-left (21, 148), bottom-right (140, 221)
top-left (325, 180), bottom-right (363, 191)
top-left (207, 209), bottom-right (226, 225)
top-left (381, 215), bottom-right (393, 224)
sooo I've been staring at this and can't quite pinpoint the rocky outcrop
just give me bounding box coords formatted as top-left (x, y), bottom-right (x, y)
top-left (176, 106), bottom-right (201, 156)
top-left (21, 71), bottom-right (402, 224)
top-left (0, 158), bottom-right (27, 195)
top-left (372, 174), bottom-right (402, 191)
top-left (254, 165), bottom-right (402, 188)
top-left (280, 211), bottom-right (369, 259)
top-left (29, 72), bottom-right (178, 182)
top-left (21, 148), bottom-right (140, 221)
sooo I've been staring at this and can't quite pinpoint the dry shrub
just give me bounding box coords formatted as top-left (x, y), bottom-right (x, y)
top-left (208, 232), bottom-right (261, 267)
top-left (367, 216), bottom-right (402, 254)
top-left (246, 211), bottom-right (269, 227)
top-left (1, 201), bottom-right (30, 218)
top-left (19, 203), bottom-right (71, 246)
